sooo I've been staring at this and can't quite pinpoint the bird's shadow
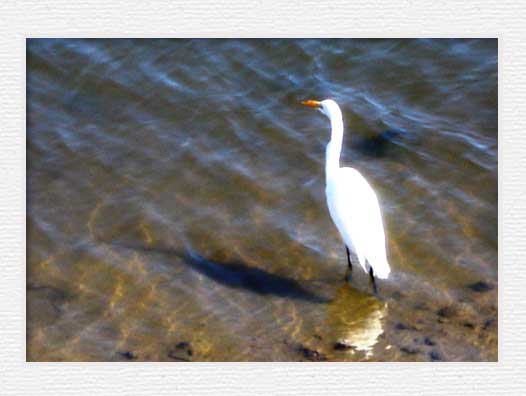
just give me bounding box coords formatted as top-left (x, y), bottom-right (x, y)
top-left (111, 241), bottom-right (330, 304)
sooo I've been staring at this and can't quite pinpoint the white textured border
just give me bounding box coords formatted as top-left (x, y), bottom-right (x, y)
top-left (2, 0), bottom-right (522, 394)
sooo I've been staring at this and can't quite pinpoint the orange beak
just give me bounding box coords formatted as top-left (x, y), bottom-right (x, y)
top-left (301, 99), bottom-right (322, 108)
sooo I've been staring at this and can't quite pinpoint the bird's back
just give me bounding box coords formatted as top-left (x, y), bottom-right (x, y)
top-left (325, 167), bottom-right (390, 279)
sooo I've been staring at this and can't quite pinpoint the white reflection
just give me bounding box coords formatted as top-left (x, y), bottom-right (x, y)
top-left (326, 284), bottom-right (387, 358)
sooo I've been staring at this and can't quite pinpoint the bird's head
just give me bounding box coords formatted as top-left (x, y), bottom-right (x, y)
top-left (301, 99), bottom-right (342, 122)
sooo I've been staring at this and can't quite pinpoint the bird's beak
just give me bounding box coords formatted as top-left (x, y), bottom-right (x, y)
top-left (301, 99), bottom-right (321, 108)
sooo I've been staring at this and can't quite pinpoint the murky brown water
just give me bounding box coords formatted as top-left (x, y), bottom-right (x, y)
top-left (27, 38), bottom-right (497, 361)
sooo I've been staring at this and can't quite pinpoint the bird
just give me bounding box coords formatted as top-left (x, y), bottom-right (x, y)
top-left (301, 99), bottom-right (390, 293)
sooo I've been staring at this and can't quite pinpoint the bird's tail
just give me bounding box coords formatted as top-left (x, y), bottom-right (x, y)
top-left (372, 259), bottom-right (391, 280)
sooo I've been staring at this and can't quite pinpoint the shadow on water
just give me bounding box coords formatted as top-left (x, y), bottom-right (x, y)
top-left (352, 129), bottom-right (408, 158)
top-left (110, 241), bottom-right (330, 304)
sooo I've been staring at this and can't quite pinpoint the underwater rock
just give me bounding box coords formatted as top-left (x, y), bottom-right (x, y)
top-left (463, 322), bottom-right (475, 329)
top-left (175, 341), bottom-right (193, 356)
top-left (395, 322), bottom-right (416, 331)
top-left (117, 351), bottom-right (137, 360)
top-left (333, 341), bottom-right (355, 351)
top-left (468, 281), bottom-right (494, 293)
top-left (437, 306), bottom-right (456, 318)
top-left (423, 337), bottom-right (436, 346)
top-left (288, 341), bottom-right (327, 361)
top-left (167, 341), bottom-right (193, 361)
top-left (400, 346), bottom-right (419, 355)
top-left (483, 318), bottom-right (496, 331)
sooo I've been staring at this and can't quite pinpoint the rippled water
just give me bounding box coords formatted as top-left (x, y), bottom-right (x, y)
top-left (27, 39), bottom-right (498, 361)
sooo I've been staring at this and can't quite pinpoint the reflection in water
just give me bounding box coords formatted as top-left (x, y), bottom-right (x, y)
top-left (325, 284), bottom-right (387, 357)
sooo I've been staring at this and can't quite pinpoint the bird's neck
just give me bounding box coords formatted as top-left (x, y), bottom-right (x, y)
top-left (325, 116), bottom-right (344, 179)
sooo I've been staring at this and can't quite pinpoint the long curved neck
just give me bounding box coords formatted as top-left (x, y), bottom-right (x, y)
top-left (325, 115), bottom-right (344, 179)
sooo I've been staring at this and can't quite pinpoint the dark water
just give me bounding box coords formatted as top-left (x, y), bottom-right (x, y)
top-left (27, 39), bottom-right (498, 361)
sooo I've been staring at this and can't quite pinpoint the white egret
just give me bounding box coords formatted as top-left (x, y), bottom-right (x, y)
top-left (302, 99), bottom-right (390, 292)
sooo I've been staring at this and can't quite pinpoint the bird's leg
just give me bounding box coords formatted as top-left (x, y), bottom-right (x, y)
top-left (344, 246), bottom-right (353, 281)
top-left (368, 266), bottom-right (378, 295)
top-left (346, 246), bottom-right (352, 271)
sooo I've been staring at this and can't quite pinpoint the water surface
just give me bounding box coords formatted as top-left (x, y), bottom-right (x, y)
top-left (27, 39), bottom-right (498, 361)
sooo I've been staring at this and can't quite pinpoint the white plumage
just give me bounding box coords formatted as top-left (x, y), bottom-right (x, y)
top-left (326, 167), bottom-right (390, 279)
top-left (302, 99), bottom-right (390, 287)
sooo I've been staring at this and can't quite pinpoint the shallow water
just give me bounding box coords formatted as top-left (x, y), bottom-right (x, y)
top-left (27, 38), bottom-right (498, 361)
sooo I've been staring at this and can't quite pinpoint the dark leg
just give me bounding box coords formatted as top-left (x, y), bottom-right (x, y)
top-left (369, 266), bottom-right (378, 295)
top-left (346, 246), bottom-right (353, 271)
top-left (344, 246), bottom-right (353, 281)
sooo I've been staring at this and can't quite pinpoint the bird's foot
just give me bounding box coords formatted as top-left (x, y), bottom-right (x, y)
top-left (368, 267), bottom-right (378, 296)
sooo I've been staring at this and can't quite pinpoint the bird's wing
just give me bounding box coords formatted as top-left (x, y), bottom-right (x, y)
top-left (329, 167), bottom-right (390, 278)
